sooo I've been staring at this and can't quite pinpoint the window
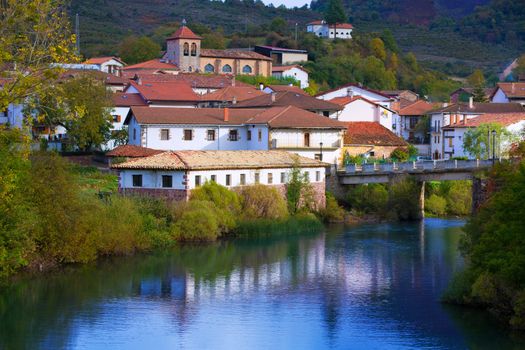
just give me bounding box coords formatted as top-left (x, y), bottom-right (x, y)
top-left (191, 43), bottom-right (197, 56)
top-left (222, 64), bottom-right (232, 73)
top-left (183, 129), bottom-right (193, 141)
top-left (254, 172), bottom-right (260, 184)
top-left (112, 115), bottom-right (121, 123)
top-left (162, 175), bottom-right (173, 188)
top-left (207, 129), bottom-right (216, 141)
top-left (226, 174), bottom-right (231, 186)
top-left (280, 172), bottom-right (286, 184)
top-left (267, 173), bottom-right (273, 184)
top-left (316, 171), bottom-right (320, 182)
top-left (242, 65), bottom-right (252, 74)
top-left (160, 129), bottom-right (170, 140)
top-left (204, 64), bottom-right (214, 73)
top-left (240, 174), bottom-right (246, 185)
top-left (195, 175), bottom-right (201, 187)
top-left (258, 129), bottom-right (262, 142)
top-left (323, 111), bottom-right (330, 117)
top-left (247, 130), bottom-right (252, 141)
top-left (304, 132), bottom-right (310, 147)
top-left (229, 129), bottom-right (238, 141)
top-left (369, 151), bottom-right (375, 157)
top-left (132, 174), bottom-right (142, 187)
top-left (210, 175), bottom-right (216, 182)
top-left (314, 154), bottom-right (322, 160)
top-left (183, 42), bottom-right (189, 56)
top-left (133, 128), bottom-right (137, 141)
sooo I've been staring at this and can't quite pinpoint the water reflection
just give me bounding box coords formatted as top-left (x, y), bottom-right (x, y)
top-left (0, 219), bottom-right (523, 350)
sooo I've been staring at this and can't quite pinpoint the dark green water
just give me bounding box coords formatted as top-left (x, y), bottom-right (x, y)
top-left (1, 219), bottom-right (524, 350)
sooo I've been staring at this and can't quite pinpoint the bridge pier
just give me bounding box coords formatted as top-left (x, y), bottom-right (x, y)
top-left (417, 181), bottom-right (425, 220)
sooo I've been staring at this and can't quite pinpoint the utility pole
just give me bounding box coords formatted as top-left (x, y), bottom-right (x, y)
top-left (75, 13), bottom-right (80, 56)
top-left (295, 23), bottom-right (298, 45)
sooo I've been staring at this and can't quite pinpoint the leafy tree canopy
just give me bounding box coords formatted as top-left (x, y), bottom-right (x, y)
top-left (118, 36), bottom-right (161, 65)
top-left (324, 0), bottom-right (346, 25)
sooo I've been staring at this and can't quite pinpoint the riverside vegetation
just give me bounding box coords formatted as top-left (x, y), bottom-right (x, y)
top-left (443, 150), bottom-right (525, 330)
top-left (0, 129), bottom-right (339, 279)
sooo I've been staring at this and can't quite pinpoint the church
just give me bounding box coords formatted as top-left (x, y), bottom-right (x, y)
top-left (162, 21), bottom-right (273, 77)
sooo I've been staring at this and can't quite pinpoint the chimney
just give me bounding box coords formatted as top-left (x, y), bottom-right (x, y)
top-left (512, 83), bottom-right (516, 93)
top-left (463, 115), bottom-right (467, 125)
top-left (232, 96), bottom-right (237, 105)
top-left (259, 83), bottom-right (264, 91)
top-left (469, 96), bottom-right (473, 109)
top-left (271, 92), bottom-right (276, 103)
top-left (223, 107), bottom-right (229, 122)
top-left (443, 102), bottom-right (449, 108)
top-left (137, 76), bottom-right (142, 85)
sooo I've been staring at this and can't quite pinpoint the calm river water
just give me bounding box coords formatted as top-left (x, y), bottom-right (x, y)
top-left (1, 219), bottom-right (524, 350)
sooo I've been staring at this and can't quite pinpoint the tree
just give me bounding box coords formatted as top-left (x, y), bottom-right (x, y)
top-left (0, 0), bottom-right (78, 110)
top-left (37, 72), bottom-right (114, 150)
top-left (202, 32), bottom-right (226, 49)
top-left (512, 54), bottom-right (525, 78)
top-left (324, 0), bottom-right (346, 39)
top-left (118, 36), bottom-right (160, 65)
top-left (286, 160), bottom-right (314, 214)
top-left (270, 17), bottom-right (288, 36)
top-left (463, 123), bottom-right (516, 159)
top-left (369, 38), bottom-right (386, 61)
top-left (467, 69), bottom-right (487, 102)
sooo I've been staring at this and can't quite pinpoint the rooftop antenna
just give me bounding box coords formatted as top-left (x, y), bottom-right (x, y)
top-left (75, 13), bottom-right (80, 56)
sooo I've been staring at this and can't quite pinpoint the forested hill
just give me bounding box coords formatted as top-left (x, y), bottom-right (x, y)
top-left (71, 0), bottom-right (524, 77)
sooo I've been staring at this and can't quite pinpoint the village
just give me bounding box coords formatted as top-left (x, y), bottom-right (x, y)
top-left (2, 20), bottom-right (525, 205)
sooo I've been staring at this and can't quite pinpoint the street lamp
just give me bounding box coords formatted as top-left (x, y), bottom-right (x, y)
top-left (491, 130), bottom-right (496, 165)
top-left (319, 142), bottom-right (323, 161)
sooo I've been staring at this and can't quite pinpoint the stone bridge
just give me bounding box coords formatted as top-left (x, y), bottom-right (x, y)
top-left (334, 159), bottom-right (495, 218)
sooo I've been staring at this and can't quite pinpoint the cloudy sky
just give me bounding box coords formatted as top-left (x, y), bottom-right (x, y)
top-left (263, 0), bottom-right (310, 8)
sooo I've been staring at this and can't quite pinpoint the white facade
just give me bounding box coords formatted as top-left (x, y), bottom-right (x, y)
top-left (128, 116), bottom-right (343, 165)
top-left (317, 85), bottom-right (392, 109)
top-left (92, 58), bottom-right (125, 75)
top-left (333, 98), bottom-right (394, 130)
top-left (306, 22), bottom-right (353, 39)
top-left (491, 88), bottom-right (510, 103)
top-left (272, 67), bottom-right (309, 89)
top-left (119, 166), bottom-right (325, 190)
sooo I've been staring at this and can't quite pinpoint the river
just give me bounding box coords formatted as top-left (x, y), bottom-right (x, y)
top-left (0, 219), bottom-right (524, 350)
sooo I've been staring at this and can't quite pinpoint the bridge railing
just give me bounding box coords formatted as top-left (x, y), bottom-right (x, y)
top-left (345, 159), bottom-right (496, 174)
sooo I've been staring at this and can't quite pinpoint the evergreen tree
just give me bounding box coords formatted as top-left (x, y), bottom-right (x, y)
top-left (324, 0), bottom-right (347, 39)
top-left (468, 69), bottom-right (487, 102)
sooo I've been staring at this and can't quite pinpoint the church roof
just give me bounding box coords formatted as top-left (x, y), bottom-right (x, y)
top-left (167, 26), bottom-right (202, 40)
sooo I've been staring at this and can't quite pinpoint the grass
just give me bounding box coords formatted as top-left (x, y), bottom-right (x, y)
top-left (70, 165), bottom-right (118, 195)
top-left (235, 214), bottom-right (323, 238)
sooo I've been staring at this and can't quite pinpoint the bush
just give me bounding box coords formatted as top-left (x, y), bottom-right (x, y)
top-left (390, 148), bottom-right (409, 162)
top-left (236, 212), bottom-right (323, 237)
top-left (387, 178), bottom-right (421, 220)
top-left (446, 181), bottom-right (472, 216)
top-left (425, 194), bottom-right (447, 216)
top-left (320, 192), bottom-right (345, 222)
top-left (172, 201), bottom-right (220, 242)
top-left (237, 184), bottom-right (288, 220)
top-left (347, 183), bottom-right (388, 214)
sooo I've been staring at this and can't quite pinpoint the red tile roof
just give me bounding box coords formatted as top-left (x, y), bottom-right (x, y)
top-left (200, 86), bottom-right (265, 102)
top-left (328, 95), bottom-right (395, 112)
top-left (121, 72), bottom-right (247, 89)
top-left (200, 49), bottom-right (272, 61)
top-left (266, 84), bottom-right (308, 95)
top-left (493, 83), bottom-right (525, 99)
top-left (127, 106), bottom-right (347, 129)
top-left (344, 122), bottom-right (407, 146)
top-left (398, 100), bottom-right (436, 116)
top-left (434, 102), bottom-right (524, 114)
top-left (106, 145), bottom-right (163, 158)
top-left (232, 91), bottom-right (341, 111)
top-left (167, 26), bottom-right (202, 40)
top-left (84, 56), bottom-right (125, 65)
top-left (128, 81), bottom-right (200, 102)
top-left (112, 150), bottom-right (327, 171)
top-left (443, 113), bottom-right (525, 129)
top-left (307, 20), bottom-right (353, 29)
top-left (272, 65), bottom-right (308, 73)
top-left (112, 93), bottom-right (147, 107)
top-left (123, 59), bottom-right (179, 71)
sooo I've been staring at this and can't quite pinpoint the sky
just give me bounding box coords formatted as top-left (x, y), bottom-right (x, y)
top-left (262, 0), bottom-right (310, 8)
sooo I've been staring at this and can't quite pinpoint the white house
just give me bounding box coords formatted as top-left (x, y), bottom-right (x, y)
top-left (316, 83), bottom-right (392, 110)
top-left (491, 83), bottom-right (525, 105)
top-left (125, 106), bottom-right (346, 165)
top-left (272, 65), bottom-right (309, 89)
top-left (254, 46), bottom-right (308, 65)
top-left (442, 113), bottom-right (525, 159)
top-left (327, 95), bottom-right (395, 131)
top-left (112, 150), bottom-right (328, 207)
top-left (396, 100), bottom-right (436, 157)
top-left (429, 100), bottom-right (524, 159)
top-left (84, 57), bottom-right (126, 75)
top-left (306, 20), bottom-right (353, 39)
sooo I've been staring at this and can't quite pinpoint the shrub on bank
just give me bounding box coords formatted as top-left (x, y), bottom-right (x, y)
top-left (319, 192), bottom-right (345, 222)
top-left (347, 183), bottom-right (388, 214)
top-left (425, 194), bottom-right (447, 216)
top-left (237, 184), bottom-right (288, 220)
top-left (171, 200), bottom-right (221, 242)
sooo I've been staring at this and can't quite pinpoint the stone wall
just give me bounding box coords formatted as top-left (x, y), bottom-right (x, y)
top-left (119, 188), bottom-right (189, 202)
